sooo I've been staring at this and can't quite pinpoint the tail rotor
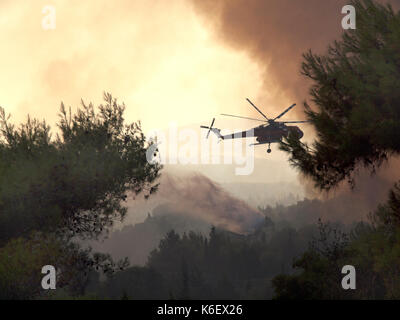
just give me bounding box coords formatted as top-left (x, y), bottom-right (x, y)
top-left (200, 118), bottom-right (215, 139)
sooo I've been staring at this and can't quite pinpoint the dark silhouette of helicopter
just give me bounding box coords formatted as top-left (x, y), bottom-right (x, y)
top-left (201, 98), bottom-right (308, 154)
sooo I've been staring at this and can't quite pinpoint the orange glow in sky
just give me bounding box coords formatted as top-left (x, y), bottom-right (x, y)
top-left (0, 0), bottom-right (269, 132)
top-left (0, 0), bottom-right (300, 184)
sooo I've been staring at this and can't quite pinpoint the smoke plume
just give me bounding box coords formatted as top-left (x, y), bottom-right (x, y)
top-left (189, 0), bottom-right (400, 112)
top-left (156, 173), bottom-right (263, 233)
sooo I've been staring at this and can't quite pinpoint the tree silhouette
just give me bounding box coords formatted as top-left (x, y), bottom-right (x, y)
top-left (0, 92), bottom-right (161, 242)
top-left (280, 0), bottom-right (400, 190)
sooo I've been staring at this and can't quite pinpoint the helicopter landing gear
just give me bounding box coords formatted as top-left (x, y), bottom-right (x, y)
top-left (267, 143), bottom-right (271, 154)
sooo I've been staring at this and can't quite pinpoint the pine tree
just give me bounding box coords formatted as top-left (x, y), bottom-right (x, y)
top-left (280, 0), bottom-right (400, 190)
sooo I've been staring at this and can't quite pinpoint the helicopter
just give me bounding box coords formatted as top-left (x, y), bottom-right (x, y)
top-left (200, 98), bottom-right (308, 154)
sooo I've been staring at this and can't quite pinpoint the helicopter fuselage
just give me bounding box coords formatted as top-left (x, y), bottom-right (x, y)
top-left (253, 123), bottom-right (303, 144)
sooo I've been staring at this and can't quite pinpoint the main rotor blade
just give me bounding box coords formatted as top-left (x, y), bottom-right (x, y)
top-left (246, 98), bottom-right (270, 121)
top-left (207, 118), bottom-right (215, 139)
top-left (281, 120), bottom-right (309, 124)
top-left (274, 103), bottom-right (297, 120)
top-left (220, 113), bottom-right (267, 123)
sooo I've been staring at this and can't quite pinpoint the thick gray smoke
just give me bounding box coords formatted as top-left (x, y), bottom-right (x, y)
top-left (189, 0), bottom-right (400, 113)
top-left (189, 0), bottom-right (348, 111)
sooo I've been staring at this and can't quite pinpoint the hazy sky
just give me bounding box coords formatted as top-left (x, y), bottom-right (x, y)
top-left (0, 0), bottom-right (266, 131)
top-left (5, 1), bottom-right (397, 186)
top-left (0, 0), bottom-right (301, 183)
